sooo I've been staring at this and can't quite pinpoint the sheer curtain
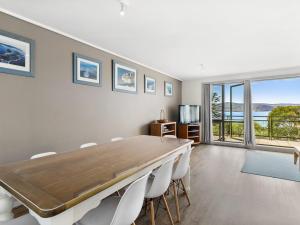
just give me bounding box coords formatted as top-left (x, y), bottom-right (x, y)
top-left (202, 84), bottom-right (212, 144)
top-left (244, 80), bottom-right (256, 148)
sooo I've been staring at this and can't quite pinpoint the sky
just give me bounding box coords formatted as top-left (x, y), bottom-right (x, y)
top-left (212, 77), bottom-right (300, 104)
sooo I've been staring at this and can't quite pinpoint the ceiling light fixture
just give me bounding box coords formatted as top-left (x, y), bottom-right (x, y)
top-left (119, 0), bottom-right (128, 16)
top-left (195, 64), bottom-right (205, 72)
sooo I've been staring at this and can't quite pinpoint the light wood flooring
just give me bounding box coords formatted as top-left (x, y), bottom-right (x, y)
top-left (136, 145), bottom-right (300, 225)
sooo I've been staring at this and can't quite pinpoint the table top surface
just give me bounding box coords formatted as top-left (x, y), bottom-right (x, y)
top-left (0, 135), bottom-right (192, 218)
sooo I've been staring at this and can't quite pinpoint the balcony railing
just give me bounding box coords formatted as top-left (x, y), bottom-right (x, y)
top-left (212, 115), bottom-right (300, 145)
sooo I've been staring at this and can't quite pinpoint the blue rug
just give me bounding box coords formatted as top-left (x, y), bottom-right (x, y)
top-left (241, 150), bottom-right (300, 182)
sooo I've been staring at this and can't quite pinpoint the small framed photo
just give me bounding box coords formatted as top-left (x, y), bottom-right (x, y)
top-left (73, 53), bottom-right (102, 87)
top-left (112, 60), bottom-right (137, 94)
top-left (164, 81), bottom-right (173, 96)
top-left (0, 30), bottom-right (35, 77)
top-left (144, 75), bottom-right (156, 94)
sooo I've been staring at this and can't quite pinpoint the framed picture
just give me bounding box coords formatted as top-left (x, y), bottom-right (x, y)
top-left (112, 60), bottom-right (137, 94)
top-left (0, 30), bottom-right (35, 77)
top-left (73, 53), bottom-right (102, 87)
top-left (144, 75), bottom-right (156, 94)
top-left (164, 81), bottom-right (173, 96)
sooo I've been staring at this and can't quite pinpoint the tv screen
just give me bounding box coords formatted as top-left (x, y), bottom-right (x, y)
top-left (179, 105), bottom-right (200, 124)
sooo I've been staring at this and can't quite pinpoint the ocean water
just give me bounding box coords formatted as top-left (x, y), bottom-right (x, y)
top-left (224, 111), bottom-right (270, 121)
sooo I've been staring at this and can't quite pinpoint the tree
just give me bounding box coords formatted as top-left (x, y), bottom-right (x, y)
top-left (268, 106), bottom-right (300, 140)
top-left (254, 121), bottom-right (266, 137)
top-left (211, 92), bottom-right (221, 119)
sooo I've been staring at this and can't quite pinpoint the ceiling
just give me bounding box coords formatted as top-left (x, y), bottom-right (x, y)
top-left (1, 0), bottom-right (300, 81)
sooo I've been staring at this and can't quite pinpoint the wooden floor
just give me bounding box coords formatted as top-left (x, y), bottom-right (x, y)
top-left (136, 145), bottom-right (300, 225)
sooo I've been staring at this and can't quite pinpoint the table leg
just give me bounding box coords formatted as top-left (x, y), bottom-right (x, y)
top-left (0, 187), bottom-right (14, 222)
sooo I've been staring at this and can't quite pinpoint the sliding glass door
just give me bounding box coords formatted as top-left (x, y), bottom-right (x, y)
top-left (252, 77), bottom-right (300, 149)
top-left (208, 77), bottom-right (300, 151)
top-left (211, 83), bottom-right (244, 144)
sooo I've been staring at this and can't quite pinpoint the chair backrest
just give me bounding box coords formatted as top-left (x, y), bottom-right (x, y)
top-left (110, 172), bottom-right (151, 225)
top-left (145, 158), bottom-right (175, 198)
top-left (164, 135), bottom-right (177, 138)
top-left (111, 137), bottom-right (124, 142)
top-left (30, 152), bottom-right (57, 159)
top-left (172, 148), bottom-right (192, 180)
top-left (4, 214), bottom-right (39, 225)
top-left (80, 143), bottom-right (97, 149)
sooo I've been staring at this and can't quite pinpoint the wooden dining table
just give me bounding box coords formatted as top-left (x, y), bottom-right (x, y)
top-left (0, 135), bottom-right (193, 225)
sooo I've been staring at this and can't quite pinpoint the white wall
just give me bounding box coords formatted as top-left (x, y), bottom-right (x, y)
top-left (199, 66), bottom-right (300, 83)
top-left (182, 66), bottom-right (300, 106)
top-left (182, 79), bottom-right (203, 105)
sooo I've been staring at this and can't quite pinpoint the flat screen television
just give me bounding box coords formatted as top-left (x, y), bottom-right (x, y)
top-left (179, 105), bottom-right (201, 124)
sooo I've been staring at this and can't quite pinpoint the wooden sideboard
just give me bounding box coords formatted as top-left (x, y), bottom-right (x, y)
top-left (150, 122), bottom-right (177, 137)
top-left (178, 124), bottom-right (201, 145)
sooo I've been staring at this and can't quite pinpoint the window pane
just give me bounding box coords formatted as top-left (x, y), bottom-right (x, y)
top-left (211, 83), bottom-right (244, 143)
top-left (252, 77), bottom-right (300, 148)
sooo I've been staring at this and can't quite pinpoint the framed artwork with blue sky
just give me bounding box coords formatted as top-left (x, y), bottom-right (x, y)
top-left (0, 30), bottom-right (35, 77)
top-left (73, 53), bottom-right (102, 87)
top-left (164, 81), bottom-right (173, 96)
top-left (112, 60), bottom-right (137, 94)
top-left (144, 75), bottom-right (156, 94)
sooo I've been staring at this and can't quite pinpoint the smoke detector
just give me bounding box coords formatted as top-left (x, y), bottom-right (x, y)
top-left (119, 0), bottom-right (129, 16)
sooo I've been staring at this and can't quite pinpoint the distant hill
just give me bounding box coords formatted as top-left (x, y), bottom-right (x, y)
top-left (214, 103), bottom-right (300, 112)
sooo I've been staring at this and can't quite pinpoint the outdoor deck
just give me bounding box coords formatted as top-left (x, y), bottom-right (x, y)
top-left (212, 115), bottom-right (300, 149)
top-left (213, 135), bottom-right (300, 148)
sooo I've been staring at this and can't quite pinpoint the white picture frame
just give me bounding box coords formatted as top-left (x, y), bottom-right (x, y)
top-left (165, 81), bottom-right (173, 96)
top-left (73, 53), bottom-right (102, 87)
top-left (144, 75), bottom-right (156, 94)
top-left (113, 60), bottom-right (137, 94)
top-left (0, 30), bottom-right (34, 77)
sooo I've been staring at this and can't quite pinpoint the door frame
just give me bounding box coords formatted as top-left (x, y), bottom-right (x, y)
top-left (208, 79), bottom-right (295, 154)
top-left (211, 82), bottom-right (246, 147)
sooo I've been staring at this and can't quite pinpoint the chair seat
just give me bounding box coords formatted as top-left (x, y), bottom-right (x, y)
top-left (79, 196), bottom-right (121, 225)
top-left (5, 214), bottom-right (39, 225)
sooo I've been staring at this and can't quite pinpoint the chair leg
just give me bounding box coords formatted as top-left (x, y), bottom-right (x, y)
top-left (294, 152), bottom-right (298, 165)
top-left (180, 179), bottom-right (191, 206)
top-left (162, 194), bottom-right (174, 225)
top-left (173, 181), bottom-right (180, 222)
top-left (132, 223), bottom-right (136, 225)
top-left (150, 200), bottom-right (156, 225)
top-left (144, 198), bottom-right (148, 216)
top-left (117, 191), bottom-right (121, 196)
top-left (155, 196), bottom-right (162, 219)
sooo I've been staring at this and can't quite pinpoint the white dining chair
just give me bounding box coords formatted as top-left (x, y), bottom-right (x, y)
top-left (80, 143), bottom-right (97, 149)
top-left (3, 211), bottom-right (39, 225)
top-left (145, 158), bottom-right (175, 225)
top-left (163, 135), bottom-right (177, 138)
top-left (30, 152), bottom-right (57, 159)
top-left (111, 137), bottom-right (124, 142)
top-left (171, 147), bottom-right (192, 222)
top-left (78, 172), bottom-right (151, 225)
